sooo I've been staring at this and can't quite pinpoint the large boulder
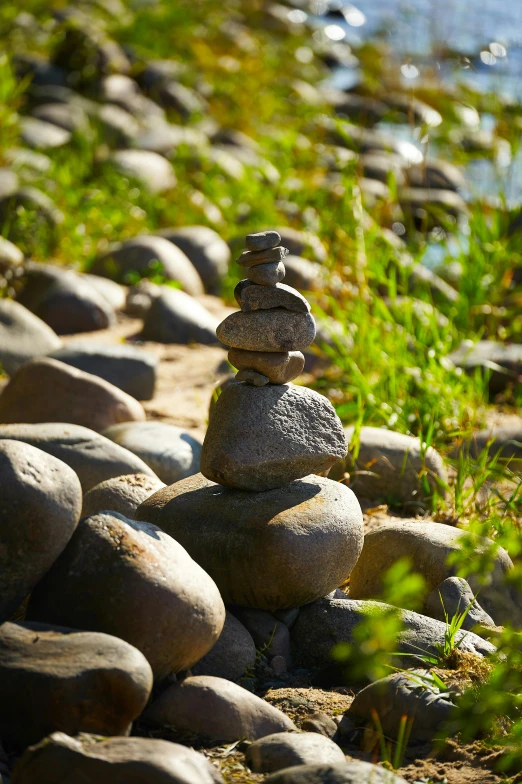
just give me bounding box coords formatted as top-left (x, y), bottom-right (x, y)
top-left (192, 611), bottom-right (256, 682)
top-left (143, 675), bottom-right (296, 741)
top-left (49, 342), bottom-right (158, 400)
top-left (27, 511), bottom-right (226, 680)
top-left (91, 235), bottom-right (204, 295)
top-left (0, 622), bottom-right (152, 749)
top-left (349, 522), bottom-right (520, 626)
top-left (141, 287), bottom-right (219, 344)
top-left (12, 733), bottom-right (224, 784)
top-left (0, 422), bottom-right (160, 491)
top-left (0, 299), bottom-right (61, 375)
top-left (103, 421), bottom-right (202, 483)
top-left (201, 383), bottom-right (347, 491)
top-left (0, 440), bottom-right (82, 621)
top-left (246, 733), bottom-right (346, 773)
top-left (136, 473), bottom-right (363, 611)
top-left (158, 226), bottom-right (231, 294)
top-left (0, 357), bottom-right (146, 432)
top-left (82, 473), bottom-right (166, 518)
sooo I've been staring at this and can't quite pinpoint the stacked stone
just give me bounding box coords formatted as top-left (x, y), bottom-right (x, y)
top-left (217, 230), bottom-right (314, 388)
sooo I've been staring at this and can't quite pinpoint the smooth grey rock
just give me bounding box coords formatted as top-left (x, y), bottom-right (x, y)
top-left (12, 733), bottom-right (224, 784)
top-left (100, 106), bottom-right (140, 145)
top-left (103, 421), bottom-right (202, 484)
top-left (234, 280), bottom-right (310, 313)
top-left (248, 261), bottom-right (286, 285)
top-left (425, 576), bottom-right (495, 629)
top-left (28, 511), bottom-right (225, 680)
top-left (456, 424), bottom-right (522, 464)
top-left (0, 357), bottom-right (145, 432)
top-left (0, 440), bottom-right (82, 622)
top-left (265, 761), bottom-right (408, 783)
top-left (228, 348), bottom-right (305, 385)
top-left (231, 609), bottom-right (291, 665)
top-left (0, 186), bottom-right (64, 230)
top-left (141, 288), bottom-right (218, 345)
top-left (349, 521), bottom-right (520, 627)
top-left (300, 713), bottom-right (337, 739)
top-left (0, 422), bottom-right (159, 491)
top-left (334, 426), bottom-right (447, 506)
top-left (348, 669), bottom-right (455, 741)
top-left (291, 598), bottom-right (495, 669)
top-left (158, 226), bottom-right (231, 294)
top-left (0, 167), bottom-right (19, 200)
top-left (156, 81), bottom-right (206, 117)
top-left (192, 611), bottom-right (256, 682)
top-left (20, 116), bottom-right (71, 148)
top-left (201, 383), bottom-right (345, 491)
top-left (0, 622), bottom-right (152, 749)
top-left (274, 608), bottom-right (300, 629)
top-left (92, 236), bottom-right (203, 295)
top-left (246, 231), bottom-right (281, 251)
top-left (0, 299), bottom-right (62, 375)
top-left (136, 473), bottom-right (363, 611)
top-left (82, 274), bottom-right (126, 310)
top-left (49, 343), bottom-right (157, 400)
top-left (275, 228), bottom-right (327, 263)
top-left (407, 262), bottom-right (459, 303)
top-left (143, 675), bottom-right (296, 741)
top-left (134, 124), bottom-right (207, 155)
top-left (31, 102), bottom-right (88, 133)
top-left (0, 237), bottom-right (23, 270)
top-left (125, 278), bottom-right (161, 317)
top-left (239, 247), bottom-right (289, 268)
top-left (110, 150), bottom-right (176, 193)
top-left (217, 310), bottom-right (315, 352)
top-left (399, 187), bottom-right (467, 227)
top-left (447, 340), bottom-right (522, 394)
top-left (283, 256), bottom-right (323, 292)
top-left (236, 368), bottom-right (269, 386)
top-left (360, 151), bottom-right (405, 185)
top-left (246, 732), bottom-right (345, 773)
top-left (407, 159), bottom-right (465, 191)
top-left (4, 147), bottom-right (52, 174)
top-left (82, 473), bottom-right (166, 518)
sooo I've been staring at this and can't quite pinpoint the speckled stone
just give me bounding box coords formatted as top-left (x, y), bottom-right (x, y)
top-left (217, 310), bottom-right (316, 352)
top-left (200, 382), bottom-right (347, 491)
top-left (235, 368), bottom-right (269, 386)
top-left (228, 348), bottom-right (305, 384)
top-left (238, 246), bottom-right (288, 268)
top-left (234, 280), bottom-right (310, 313)
top-left (246, 231), bottom-right (281, 251)
top-left (247, 262), bottom-right (285, 286)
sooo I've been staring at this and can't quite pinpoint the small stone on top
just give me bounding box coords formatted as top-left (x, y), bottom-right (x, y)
top-left (246, 230), bottom-right (281, 252)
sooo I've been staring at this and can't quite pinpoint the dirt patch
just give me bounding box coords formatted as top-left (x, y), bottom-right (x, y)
top-left (262, 686), bottom-right (354, 724)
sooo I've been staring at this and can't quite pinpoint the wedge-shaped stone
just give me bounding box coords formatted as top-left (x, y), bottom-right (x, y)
top-left (238, 246), bottom-right (288, 268)
top-left (234, 280), bottom-right (310, 313)
top-left (217, 310), bottom-right (315, 353)
top-left (228, 348), bottom-right (304, 385)
top-left (248, 261), bottom-right (285, 286)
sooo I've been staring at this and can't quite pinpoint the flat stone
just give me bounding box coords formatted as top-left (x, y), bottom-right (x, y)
top-left (236, 368), bottom-right (269, 386)
top-left (0, 440), bottom-right (82, 622)
top-left (49, 342), bottom-right (157, 400)
top-left (158, 226), bottom-right (231, 294)
top-left (20, 116), bottom-right (71, 149)
top-left (0, 299), bottom-right (62, 375)
top-left (239, 246), bottom-right (289, 268)
top-left (110, 150), bottom-right (176, 193)
top-left (291, 598), bottom-right (495, 669)
top-left (82, 473), bottom-right (166, 519)
top-left (12, 733), bottom-right (224, 784)
top-left (92, 236), bottom-right (203, 295)
top-left (28, 511), bottom-right (225, 680)
top-left (217, 310), bottom-right (315, 353)
top-left (228, 348), bottom-right (305, 385)
top-left (192, 610), bottom-right (256, 682)
top-left (265, 761), bottom-right (409, 783)
top-left (425, 576), bottom-right (495, 629)
top-left (248, 261), bottom-right (285, 285)
top-left (246, 231), bottom-right (281, 251)
top-left (0, 357), bottom-right (146, 432)
top-left (349, 521), bottom-right (519, 627)
top-left (136, 473), bottom-right (362, 610)
top-left (0, 422), bottom-right (159, 492)
top-left (235, 280), bottom-right (310, 313)
top-left (0, 622), bottom-right (152, 749)
top-left (246, 732), bottom-right (346, 773)
top-left (143, 675), bottom-right (296, 741)
top-left (103, 421), bottom-right (202, 484)
top-left (141, 288), bottom-right (219, 345)
top-left (201, 383), bottom-right (344, 491)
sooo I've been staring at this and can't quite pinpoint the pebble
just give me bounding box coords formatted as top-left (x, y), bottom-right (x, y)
top-left (192, 610), bottom-right (256, 682)
top-left (228, 348), bottom-right (305, 385)
top-left (19, 116), bottom-right (71, 148)
top-left (217, 310), bottom-right (316, 352)
top-left (425, 576), bottom-right (495, 629)
top-left (103, 420), bottom-right (202, 484)
top-left (0, 357), bottom-right (146, 432)
top-left (264, 761), bottom-right (409, 783)
top-left (12, 733), bottom-right (224, 784)
top-left (0, 440), bottom-right (82, 622)
top-left (28, 511), bottom-right (226, 680)
top-left (200, 383), bottom-right (345, 491)
top-left (235, 280), bottom-right (310, 313)
top-left (248, 261), bottom-right (286, 285)
top-left (0, 299), bottom-right (62, 375)
top-left (246, 732), bottom-right (346, 773)
top-left (141, 287), bottom-right (219, 345)
top-left (0, 622), bottom-right (152, 749)
top-left (81, 473), bottom-right (166, 519)
top-left (158, 225), bottom-right (231, 294)
top-left (136, 473), bottom-right (362, 610)
top-left (246, 230), bottom-right (281, 251)
top-left (236, 368), bottom-right (269, 386)
top-left (239, 246), bottom-right (289, 268)
top-left (143, 675), bottom-right (296, 741)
